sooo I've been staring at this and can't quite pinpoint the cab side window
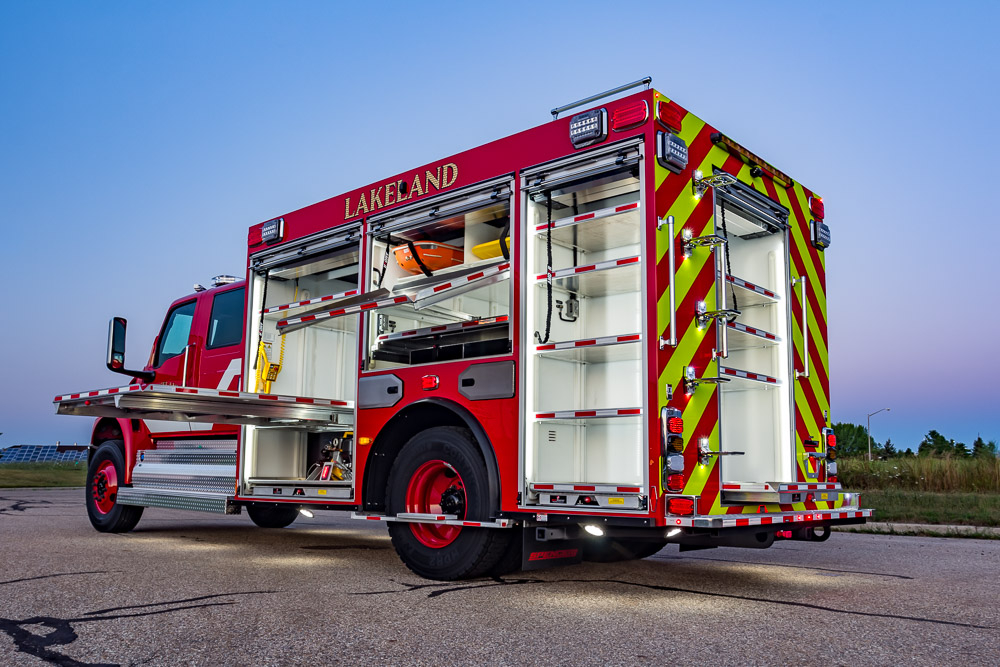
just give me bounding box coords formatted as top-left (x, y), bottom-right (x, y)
top-left (155, 301), bottom-right (196, 366)
top-left (207, 288), bottom-right (245, 349)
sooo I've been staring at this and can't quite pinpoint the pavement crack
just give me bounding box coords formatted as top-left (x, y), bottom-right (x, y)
top-left (355, 576), bottom-right (994, 629)
top-left (0, 571), bottom-right (122, 587)
top-left (0, 591), bottom-right (277, 666)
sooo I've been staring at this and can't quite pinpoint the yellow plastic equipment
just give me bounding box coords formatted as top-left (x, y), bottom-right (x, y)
top-left (471, 237), bottom-right (511, 260)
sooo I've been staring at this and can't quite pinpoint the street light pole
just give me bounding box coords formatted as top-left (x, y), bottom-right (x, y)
top-left (866, 408), bottom-right (890, 461)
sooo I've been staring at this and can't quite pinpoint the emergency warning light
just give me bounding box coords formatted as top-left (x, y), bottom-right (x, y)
top-left (569, 108), bottom-right (607, 148)
top-left (656, 131), bottom-right (689, 174)
top-left (261, 217), bottom-right (284, 244)
top-left (610, 100), bottom-right (648, 131)
top-left (811, 219), bottom-right (831, 251)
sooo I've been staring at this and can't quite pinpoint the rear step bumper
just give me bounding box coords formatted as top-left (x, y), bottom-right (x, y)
top-left (667, 508), bottom-right (872, 529)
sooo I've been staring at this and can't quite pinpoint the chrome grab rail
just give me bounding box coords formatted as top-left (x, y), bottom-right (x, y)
top-left (658, 216), bottom-right (678, 349)
top-left (794, 276), bottom-right (809, 379)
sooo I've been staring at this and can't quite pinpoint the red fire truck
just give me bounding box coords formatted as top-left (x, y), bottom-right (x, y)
top-left (56, 78), bottom-right (870, 580)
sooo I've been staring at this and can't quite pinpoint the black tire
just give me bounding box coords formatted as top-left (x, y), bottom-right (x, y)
top-left (386, 426), bottom-right (511, 580)
top-left (583, 537), bottom-right (668, 563)
top-left (86, 441), bottom-right (143, 533)
top-left (246, 503), bottom-right (300, 528)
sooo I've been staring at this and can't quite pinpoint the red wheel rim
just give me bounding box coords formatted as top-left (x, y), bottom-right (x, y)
top-left (91, 460), bottom-right (119, 515)
top-left (404, 460), bottom-right (466, 548)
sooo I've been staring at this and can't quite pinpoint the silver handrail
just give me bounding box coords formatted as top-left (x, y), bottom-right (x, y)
top-left (715, 240), bottom-right (730, 359)
top-left (550, 77), bottom-right (652, 119)
top-left (182, 344), bottom-right (191, 386)
top-left (658, 216), bottom-right (678, 348)
top-left (795, 276), bottom-right (809, 378)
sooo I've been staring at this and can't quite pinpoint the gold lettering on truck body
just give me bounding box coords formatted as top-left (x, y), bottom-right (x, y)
top-left (341, 161), bottom-right (459, 219)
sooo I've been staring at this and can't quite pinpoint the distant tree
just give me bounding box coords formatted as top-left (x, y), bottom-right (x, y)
top-left (881, 438), bottom-right (898, 458)
top-left (952, 439), bottom-right (971, 458)
top-left (918, 430), bottom-right (951, 457)
top-left (832, 422), bottom-right (877, 458)
top-left (903, 447), bottom-right (916, 457)
top-left (972, 437), bottom-right (998, 459)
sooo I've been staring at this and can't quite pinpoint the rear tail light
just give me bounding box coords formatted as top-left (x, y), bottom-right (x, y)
top-left (667, 498), bottom-right (695, 515)
top-left (809, 196), bottom-right (825, 220)
top-left (656, 100), bottom-right (684, 132)
top-left (667, 417), bottom-right (684, 434)
top-left (826, 433), bottom-right (837, 449)
top-left (827, 475), bottom-right (838, 483)
top-left (611, 101), bottom-right (648, 131)
top-left (666, 474), bottom-right (686, 492)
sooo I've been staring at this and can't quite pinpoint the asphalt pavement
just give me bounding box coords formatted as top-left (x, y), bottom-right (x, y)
top-left (1, 488), bottom-right (997, 666)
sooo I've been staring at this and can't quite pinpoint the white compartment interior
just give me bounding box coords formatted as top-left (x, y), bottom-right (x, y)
top-left (524, 164), bottom-right (646, 492)
top-left (715, 199), bottom-right (794, 484)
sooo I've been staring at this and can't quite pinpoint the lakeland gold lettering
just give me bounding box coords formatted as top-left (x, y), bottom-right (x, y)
top-left (425, 167), bottom-right (440, 190)
top-left (342, 162), bottom-right (458, 218)
top-left (442, 163), bottom-right (458, 188)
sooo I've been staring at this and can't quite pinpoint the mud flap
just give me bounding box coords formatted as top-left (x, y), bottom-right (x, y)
top-left (521, 526), bottom-right (584, 571)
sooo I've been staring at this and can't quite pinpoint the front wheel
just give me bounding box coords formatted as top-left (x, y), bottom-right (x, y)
top-left (386, 426), bottom-right (511, 580)
top-left (86, 441), bottom-right (143, 533)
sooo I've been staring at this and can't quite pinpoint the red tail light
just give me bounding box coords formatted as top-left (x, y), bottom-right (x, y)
top-left (656, 100), bottom-right (684, 132)
top-left (666, 474), bottom-right (685, 492)
top-left (667, 498), bottom-right (695, 515)
top-left (668, 417), bottom-right (684, 434)
top-left (611, 101), bottom-right (648, 131)
top-left (827, 475), bottom-right (838, 483)
top-left (826, 433), bottom-right (837, 448)
top-left (809, 196), bottom-right (825, 220)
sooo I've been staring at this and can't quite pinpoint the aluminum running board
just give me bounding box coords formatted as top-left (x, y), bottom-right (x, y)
top-left (54, 384), bottom-right (353, 429)
top-left (116, 487), bottom-right (237, 514)
top-left (351, 512), bottom-right (512, 528)
top-left (132, 445), bottom-right (237, 496)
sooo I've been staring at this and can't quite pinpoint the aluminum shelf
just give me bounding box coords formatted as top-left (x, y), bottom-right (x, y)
top-left (537, 256), bottom-right (641, 298)
top-left (726, 321), bottom-right (780, 350)
top-left (535, 333), bottom-right (642, 363)
top-left (726, 275), bottom-right (779, 308)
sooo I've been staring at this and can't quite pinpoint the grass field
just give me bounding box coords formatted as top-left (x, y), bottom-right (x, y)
top-left (839, 456), bottom-right (1000, 492)
top-left (860, 489), bottom-right (1000, 527)
top-left (0, 462), bottom-right (88, 488)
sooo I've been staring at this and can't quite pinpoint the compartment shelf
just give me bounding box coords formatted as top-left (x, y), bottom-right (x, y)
top-left (535, 407), bottom-right (642, 420)
top-left (536, 256), bottom-right (640, 297)
top-left (726, 321), bottom-right (779, 350)
top-left (726, 274), bottom-right (779, 308)
top-left (264, 288), bottom-right (361, 317)
top-left (719, 366), bottom-right (779, 386)
top-left (536, 333), bottom-right (641, 363)
top-left (534, 201), bottom-right (641, 253)
top-left (378, 315), bottom-right (508, 342)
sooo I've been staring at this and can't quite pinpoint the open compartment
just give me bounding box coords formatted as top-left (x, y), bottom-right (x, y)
top-left (363, 180), bottom-right (514, 370)
top-left (522, 143), bottom-right (648, 501)
top-left (243, 425), bottom-right (355, 500)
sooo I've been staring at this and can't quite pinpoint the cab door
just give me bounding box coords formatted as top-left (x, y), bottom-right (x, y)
top-left (148, 299), bottom-right (197, 386)
top-left (142, 298), bottom-right (197, 434)
top-left (196, 286), bottom-right (245, 391)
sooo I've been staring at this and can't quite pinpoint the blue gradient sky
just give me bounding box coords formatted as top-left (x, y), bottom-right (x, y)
top-left (2, 2), bottom-right (997, 449)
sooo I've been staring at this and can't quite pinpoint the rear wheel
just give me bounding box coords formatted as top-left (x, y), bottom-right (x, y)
top-left (583, 537), bottom-right (668, 563)
top-left (246, 503), bottom-right (299, 528)
top-left (386, 426), bottom-right (511, 580)
top-left (86, 441), bottom-right (143, 533)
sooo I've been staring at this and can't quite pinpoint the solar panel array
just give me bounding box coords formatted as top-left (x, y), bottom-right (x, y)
top-left (0, 444), bottom-right (89, 464)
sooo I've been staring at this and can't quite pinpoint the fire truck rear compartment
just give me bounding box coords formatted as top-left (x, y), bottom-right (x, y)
top-left (714, 188), bottom-right (795, 486)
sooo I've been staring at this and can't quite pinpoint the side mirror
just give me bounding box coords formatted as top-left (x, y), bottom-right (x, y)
top-left (106, 317), bottom-right (156, 383)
